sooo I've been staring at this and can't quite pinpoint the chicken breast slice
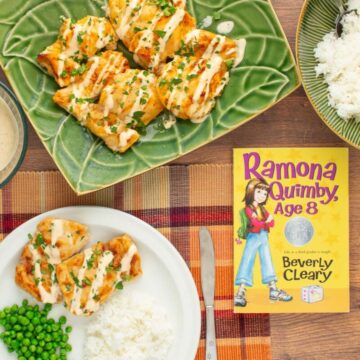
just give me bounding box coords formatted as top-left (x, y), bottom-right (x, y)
top-left (37, 16), bottom-right (117, 87)
top-left (15, 218), bottom-right (90, 304)
top-left (56, 235), bottom-right (142, 316)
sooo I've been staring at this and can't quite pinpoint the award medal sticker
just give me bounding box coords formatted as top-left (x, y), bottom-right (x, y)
top-left (284, 217), bottom-right (314, 247)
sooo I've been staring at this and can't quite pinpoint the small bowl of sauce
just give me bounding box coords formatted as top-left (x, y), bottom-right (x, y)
top-left (0, 82), bottom-right (27, 188)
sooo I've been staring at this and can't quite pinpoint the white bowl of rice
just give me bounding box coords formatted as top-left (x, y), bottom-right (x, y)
top-left (314, 0), bottom-right (360, 122)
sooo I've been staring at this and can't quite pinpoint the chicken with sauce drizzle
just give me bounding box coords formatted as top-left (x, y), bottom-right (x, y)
top-left (55, 67), bottom-right (164, 153)
top-left (108, 0), bottom-right (195, 73)
top-left (38, 0), bottom-right (247, 154)
top-left (85, 69), bottom-right (164, 153)
top-left (15, 218), bottom-right (89, 304)
top-left (56, 235), bottom-right (142, 316)
top-left (37, 16), bottom-right (117, 87)
top-left (155, 31), bottom-right (246, 121)
top-left (53, 50), bottom-right (130, 123)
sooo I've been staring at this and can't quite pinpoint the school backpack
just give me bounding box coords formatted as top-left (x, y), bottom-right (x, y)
top-left (237, 208), bottom-right (249, 239)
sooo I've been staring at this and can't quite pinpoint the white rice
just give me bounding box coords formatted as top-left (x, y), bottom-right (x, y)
top-left (83, 290), bottom-right (174, 360)
top-left (314, 0), bottom-right (360, 121)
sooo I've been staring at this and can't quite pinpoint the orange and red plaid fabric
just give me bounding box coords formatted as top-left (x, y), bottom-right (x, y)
top-left (0, 165), bottom-right (271, 360)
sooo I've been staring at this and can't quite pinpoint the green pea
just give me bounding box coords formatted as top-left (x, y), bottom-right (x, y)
top-left (23, 338), bottom-right (30, 346)
top-left (18, 307), bottom-right (25, 315)
top-left (60, 348), bottom-right (66, 356)
top-left (65, 326), bottom-right (72, 333)
top-left (19, 316), bottom-right (30, 326)
top-left (58, 316), bottom-right (66, 325)
top-left (29, 344), bottom-right (36, 352)
top-left (44, 304), bottom-right (52, 312)
top-left (26, 311), bottom-right (34, 319)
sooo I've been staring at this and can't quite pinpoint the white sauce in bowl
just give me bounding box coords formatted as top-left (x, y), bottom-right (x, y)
top-left (0, 97), bottom-right (18, 171)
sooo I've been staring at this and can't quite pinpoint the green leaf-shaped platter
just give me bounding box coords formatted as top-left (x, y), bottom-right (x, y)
top-left (297, 0), bottom-right (360, 149)
top-left (0, 0), bottom-right (300, 194)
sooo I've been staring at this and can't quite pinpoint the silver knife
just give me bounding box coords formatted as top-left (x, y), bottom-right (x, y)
top-left (199, 226), bottom-right (217, 360)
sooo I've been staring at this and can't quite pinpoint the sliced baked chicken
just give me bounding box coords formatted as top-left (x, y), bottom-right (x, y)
top-left (53, 50), bottom-right (130, 123)
top-left (57, 69), bottom-right (164, 153)
top-left (37, 16), bottom-right (117, 87)
top-left (15, 218), bottom-right (89, 304)
top-left (156, 30), bottom-right (247, 122)
top-left (56, 235), bottom-right (142, 316)
top-left (156, 55), bottom-right (229, 121)
top-left (107, 0), bottom-right (188, 49)
top-left (108, 0), bottom-right (195, 73)
top-left (181, 29), bottom-right (246, 69)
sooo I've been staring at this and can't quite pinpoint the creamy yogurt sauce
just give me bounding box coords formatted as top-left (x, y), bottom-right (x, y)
top-left (217, 20), bottom-right (234, 35)
top-left (0, 97), bottom-right (18, 171)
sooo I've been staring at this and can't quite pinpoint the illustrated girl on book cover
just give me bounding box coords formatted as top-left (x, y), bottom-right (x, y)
top-left (234, 178), bottom-right (293, 307)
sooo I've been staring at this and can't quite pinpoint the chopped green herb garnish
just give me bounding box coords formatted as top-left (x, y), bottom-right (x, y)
top-left (115, 281), bottom-right (124, 290)
top-left (86, 254), bottom-right (96, 269)
top-left (122, 274), bottom-right (133, 282)
top-left (70, 272), bottom-right (83, 288)
top-left (82, 277), bottom-right (92, 286)
top-left (77, 31), bottom-right (86, 44)
top-left (159, 79), bottom-right (167, 87)
top-left (225, 59), bottom-right (234, 70)
top-left (154, 30), bottom-right (166, 38)
top-left (186, 73), bottom-right (198, 81)
top-left (48, 264), bottom-right (55, 273)
top-left (171, 78), bottom-right (182, 85)
top-left (34, 233), bottom-right (46, 249)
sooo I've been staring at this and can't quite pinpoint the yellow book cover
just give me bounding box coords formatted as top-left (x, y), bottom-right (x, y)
top-left (233, 148), bottom-right (349, 313)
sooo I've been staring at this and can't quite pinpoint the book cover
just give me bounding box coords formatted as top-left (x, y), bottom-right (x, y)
top-left (233, 148), bottom-right (349, 313)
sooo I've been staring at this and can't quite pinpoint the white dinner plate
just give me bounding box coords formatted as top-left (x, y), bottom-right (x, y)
top-left (0, 206), bottom-right (201, 359)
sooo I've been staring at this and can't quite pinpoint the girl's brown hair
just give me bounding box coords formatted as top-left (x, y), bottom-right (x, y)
top-left (243, 178), bottom-right (270, 206)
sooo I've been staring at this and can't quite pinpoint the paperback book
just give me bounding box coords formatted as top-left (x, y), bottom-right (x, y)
top-left (233, 148), bottom-right (349, 313)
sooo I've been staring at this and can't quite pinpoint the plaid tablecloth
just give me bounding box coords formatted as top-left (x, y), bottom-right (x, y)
top-left (0, 165), bottom-right (271, 360)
